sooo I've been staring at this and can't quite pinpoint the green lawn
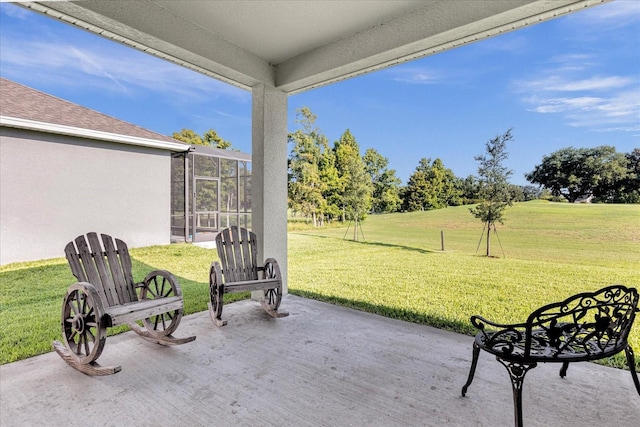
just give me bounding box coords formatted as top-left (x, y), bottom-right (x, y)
top-left (1, 200), bottom-right (638, 370)
top-left (287, 200), bottom-right (640, 369)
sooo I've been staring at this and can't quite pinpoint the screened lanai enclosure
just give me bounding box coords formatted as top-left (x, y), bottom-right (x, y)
top-left (171, 145), bottom-right (251, 243)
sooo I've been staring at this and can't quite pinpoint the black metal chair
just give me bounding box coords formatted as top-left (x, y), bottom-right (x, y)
top-left (461, 285), bottom-right (639, 427)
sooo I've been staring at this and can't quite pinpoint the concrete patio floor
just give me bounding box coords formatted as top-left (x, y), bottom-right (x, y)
top-left (1, 295), bottom-right (638, 426)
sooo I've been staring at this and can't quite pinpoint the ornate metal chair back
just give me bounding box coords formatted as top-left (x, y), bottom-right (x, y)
top-left (524, 285), bottom-right (639, 358)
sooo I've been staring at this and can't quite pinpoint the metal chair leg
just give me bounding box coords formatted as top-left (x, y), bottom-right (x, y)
top-left (461, 342), bottom-right (481, 396)
top-left (497, 358), bottom-right (537, 427)
top-left (559, 361), bottom-right (569, 378)
top-left (625, 345), bottom-right (640, 395)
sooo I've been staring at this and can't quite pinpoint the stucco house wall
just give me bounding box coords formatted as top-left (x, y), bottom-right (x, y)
top-left (0, 78), bottom-right (188, 265)
top-left (0, 128), bottom-right (174, 265)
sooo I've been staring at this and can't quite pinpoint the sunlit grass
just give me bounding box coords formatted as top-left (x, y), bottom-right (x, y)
top-left (288, 201), bottom-right (640, 369)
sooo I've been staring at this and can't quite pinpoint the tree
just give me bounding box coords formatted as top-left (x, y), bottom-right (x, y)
top-left (334, 129), bottom-right (372, 239)
top-left (404, 158), bottom-right (432, 211)
top-left (318, 138), bottom-right (341, 222)
top-left (404, 158), bottom-right (460, 211)
top-left (363, 148), bottom-right (402, 213)
top-left (203, 129), bottom-right (232, 149)
top-left (525, 145), bottom-right (629, 203)
top-left (287, 108), bottom-right (326, 226)
top-left (173, 128), bottom-right (204, 145)
top-left (470, 129), bottom-right (514, 257)
top-left (615, 148), bottom-right (640, 203)
top-left (590, 148), bottom-right (630, 202)
top-left (172, 128), bottom-right (233, 149)
top-left (520, 185), bottom-right (542, 201)
top-left (508, 184), bottom-right (525, 202)
top-left (457, 175), bottom-right (481, 205)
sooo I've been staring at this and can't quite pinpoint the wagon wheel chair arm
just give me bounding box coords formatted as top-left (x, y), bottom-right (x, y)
top-left (208, 261), bottom-right (226, 326)
top-left (261, 257), bottom-right (286, 314)
top-left (53, 281), bottom-right (113, 372)
top-left (137, 269), bottom-right (187, 339)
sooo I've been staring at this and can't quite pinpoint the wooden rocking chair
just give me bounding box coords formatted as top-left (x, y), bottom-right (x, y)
top-left (53, 232), bottom-right (196, 375)
top-left (208, 226), bottom-right (288, 326)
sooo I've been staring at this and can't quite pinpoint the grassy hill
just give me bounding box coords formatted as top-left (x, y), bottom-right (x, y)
top-left (288, 200), bottom-right (640, 368)
top-left (291, 200), bottom-right (639, 267)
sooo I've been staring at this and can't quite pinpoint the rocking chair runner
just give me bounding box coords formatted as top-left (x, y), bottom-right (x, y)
top-left (53, 232), bottom-right (195, 375)
top-left (208, 226), bottom-right (288, 326)
top-left (461, 284), bottom-right (639, 427)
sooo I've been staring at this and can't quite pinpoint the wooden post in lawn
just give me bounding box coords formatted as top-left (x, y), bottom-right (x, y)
top-left (354, 217), bottom-right (358, 241)
top-left (441, 230), bottom-right (445, 251)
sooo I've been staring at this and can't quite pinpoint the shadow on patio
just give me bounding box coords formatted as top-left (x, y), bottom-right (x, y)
top-left (1, 295), bottom-right (638, 426)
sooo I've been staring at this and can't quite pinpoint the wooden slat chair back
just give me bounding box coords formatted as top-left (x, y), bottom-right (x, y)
top-left (461, 284), bottom-right (639, 427)
top-left (54, 232), bottom-right (195, 376)
top-left (208, 226), bottom-right (288, 326)
top-left (64, 233), bottom-right (137, 307)
top-left (215, 226), bottom-right (259, 283)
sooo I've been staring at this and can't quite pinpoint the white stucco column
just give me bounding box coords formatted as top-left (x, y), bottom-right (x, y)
top-left (251, 83), bottom-right (288, 294)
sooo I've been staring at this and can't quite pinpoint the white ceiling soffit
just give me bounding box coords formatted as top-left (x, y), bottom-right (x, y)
top-left (25, 0), bottom-right (608, 94)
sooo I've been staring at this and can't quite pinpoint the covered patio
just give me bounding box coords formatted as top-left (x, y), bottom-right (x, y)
top-left (4, 1), bottom-right (635, 426)
top-left (1, 296), bottom-right (638, 426)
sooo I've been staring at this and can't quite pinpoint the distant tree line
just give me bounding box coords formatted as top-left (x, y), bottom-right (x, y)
top-left (287, 108), bottom-right (639, 226)
top-left (172, 110), bottom-right (640, 229)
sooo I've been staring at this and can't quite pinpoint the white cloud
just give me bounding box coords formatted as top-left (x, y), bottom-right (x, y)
top-left (526, 96), bottom-right (603, 113)
top-left (0, 32), bottom-right (248, 103)
top-left (516, 71), bottom-right (640, 131)
top-left (0, 2), bottom-right (30, 18)
top-left (515, 75), bottom-right (634, 92)
top-left (67, 46), bottom-right (130, 94)
top-left (571, 0), bottom-right (640, 27)
top-left (387, 66), bottom-right (443, 85)
top-left (524, 88), bottom-right (640, 130)
top-left (552, 76), bottom-right (633, 91)
top-left (214, 110), bottom-right (244, 120)
top-left (512, 27), bottom-right (639, 135)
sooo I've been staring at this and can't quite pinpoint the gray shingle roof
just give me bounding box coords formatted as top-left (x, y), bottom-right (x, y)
top-left (0, 77), bottom-right (180, 144)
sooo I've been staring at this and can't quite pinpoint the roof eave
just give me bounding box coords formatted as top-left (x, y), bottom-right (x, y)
top-left (0, 115), bottom-right (190, 152)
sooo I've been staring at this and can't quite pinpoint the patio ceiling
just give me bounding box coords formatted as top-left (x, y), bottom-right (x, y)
top-left (26, 0), bottom-right (607, 94)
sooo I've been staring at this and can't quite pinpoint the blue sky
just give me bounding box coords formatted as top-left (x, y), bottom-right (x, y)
top-left (1, 1), bottom-right (638, 185)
